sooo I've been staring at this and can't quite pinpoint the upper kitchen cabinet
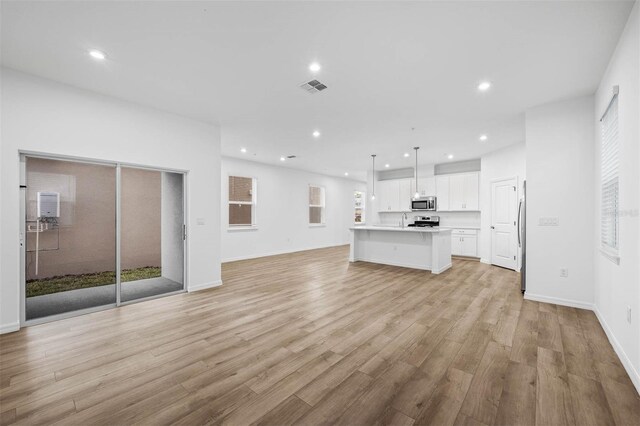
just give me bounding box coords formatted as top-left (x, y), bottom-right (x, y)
top-left (398, 179), bottom-right (412, 211)
top-left (377, 178), bottom-right (413, 212)
top-left (410, 177), bottom-right (436, 198)
top-left (436, 172), bottom-right (479, 211)
top-left (436, 175), bottom-right (450, 210)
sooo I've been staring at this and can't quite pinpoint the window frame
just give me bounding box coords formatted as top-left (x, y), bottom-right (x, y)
top-left (308, 184), bottom-right (326, 226)
top-left (228, 175), bottom-right (257, 229)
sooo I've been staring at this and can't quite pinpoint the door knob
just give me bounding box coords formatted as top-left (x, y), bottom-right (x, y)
top-left (490, 226), bottom-right (495, 229)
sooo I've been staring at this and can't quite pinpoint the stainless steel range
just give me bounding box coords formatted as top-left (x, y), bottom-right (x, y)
top-left (408, 215), bottom-right (440, 227)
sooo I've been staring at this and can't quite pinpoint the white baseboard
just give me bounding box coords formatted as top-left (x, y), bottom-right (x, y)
top-left (480, 258), bottom-right (491, 264)
top-left (350, 257), bottom-right (431, 271)
top-left (523, 292), bottom-right (594, 310)
top-left (432, 263), bottom-right (453, 274)
top-left (593, 305), bottom-right (640, 395)
top-left (222, 243), bottom-right (349, 263)
top-left (0, 321), bottom-right (20, 335)
top-left (188, 280), bottom-right (223, 293)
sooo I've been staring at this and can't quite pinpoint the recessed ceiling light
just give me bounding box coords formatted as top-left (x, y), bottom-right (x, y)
top-left (477, 81), bottom-right (491, 92)
top-left (309, 62), bottom-right (321, 73)
top-left (385, 164), bottom-right (390, 168)
top-left (344, 172), bottom-right (349, 176)
top-left (280, 156), bottom-right (286, 162)
top-left (479, 134), bottom-right (488, 141)
top-left (89, 49), bottom-right (106, 60)
top-left (403, 153), bottom-right (410, 158)
top-left (447, 154), bottom-right (454, 160)
top-left (240, 147), bottom-right (247, 153)
top-left (312, 130), bottom-right (320, 138)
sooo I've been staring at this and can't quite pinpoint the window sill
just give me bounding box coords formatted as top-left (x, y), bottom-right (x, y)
top-left (309, 224), bottom-right (326, 228)
top-left (228, 226), bottom-right (258, 232)
top-left (599, 247), bottom-right (620, 265)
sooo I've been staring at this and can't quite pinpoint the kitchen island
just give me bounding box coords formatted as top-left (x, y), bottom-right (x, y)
top-left (349, 226), bottom-right (452, 273)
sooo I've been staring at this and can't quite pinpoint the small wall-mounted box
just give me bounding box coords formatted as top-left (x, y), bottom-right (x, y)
top-left (37, 192), bottom-right (60, 218)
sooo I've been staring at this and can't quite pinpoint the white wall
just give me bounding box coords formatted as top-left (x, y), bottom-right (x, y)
top-left (479, 143), bottom-right (526, 265)
top-left (161, 172), bottom-right (185, 284)
top-left (221, 157), bottom-right (366, 262)
top-left (525, 96), bottom-right (595, 308)
top-left (593, 1), bottom-right (639, 391)
top-left (1, 69), bottom-right (222, 333)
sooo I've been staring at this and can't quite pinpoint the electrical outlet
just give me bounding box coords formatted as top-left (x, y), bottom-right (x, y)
top-left (560, 268), bottom-right (568, 278)
top-left (627, 306), bottom-right (632, 323)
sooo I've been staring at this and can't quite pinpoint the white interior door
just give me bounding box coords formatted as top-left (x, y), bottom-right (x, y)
top-left (491, 178), bottom-right (518, 270)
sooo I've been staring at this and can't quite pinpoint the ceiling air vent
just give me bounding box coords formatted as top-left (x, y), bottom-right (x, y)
top-left (300, 79), bottom-right (328, 94)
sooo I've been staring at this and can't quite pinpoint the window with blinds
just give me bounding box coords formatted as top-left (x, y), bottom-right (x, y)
top-left (309, 185), bottom-right (326, 225)
top-left (600, 94), bottom-right (619, 255)
top-left (229, 176), bottom-right (256, 226)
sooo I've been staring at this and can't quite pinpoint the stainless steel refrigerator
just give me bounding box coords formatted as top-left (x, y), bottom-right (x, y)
top-left (518, 180), bottom-right (526, 293)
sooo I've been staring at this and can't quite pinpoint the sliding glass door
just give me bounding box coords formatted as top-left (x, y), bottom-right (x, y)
top-left (22, 155), bottom-right (185, 323)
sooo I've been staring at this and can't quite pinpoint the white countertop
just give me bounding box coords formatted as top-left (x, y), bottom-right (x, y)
top-left (350, 225), bottom-right (452, 233)
top-left (446, 226), bottom-right (481, 230)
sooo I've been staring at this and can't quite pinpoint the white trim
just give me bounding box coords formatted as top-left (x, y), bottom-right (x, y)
top-left (188, 280), bottom-right (223, 292)
top-left (222, 243), bottom-right (349, 263)
top-left (480, 258), bottom-right (491, 265)
top-left (0, 322), bottom-right (21, 335)
top-left (593, 305), bottom-right (640, 395)
top-left (227, 226), bottom-right (259, 232)
top-left (523, 292), bottom-right (594, 310)
top-left (599, 247), bottom-right (621, 265)
top-left (431, 263), bottom-right (453, 274)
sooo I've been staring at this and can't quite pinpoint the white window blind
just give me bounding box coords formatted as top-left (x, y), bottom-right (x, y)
top-left (600, 94), bottom-right (619, 254)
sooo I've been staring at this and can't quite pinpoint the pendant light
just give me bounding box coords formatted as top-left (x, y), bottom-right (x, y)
top-left (371, 154), bottom-right (377, 200)
top-left (413, 146), bottom-right (420, 199)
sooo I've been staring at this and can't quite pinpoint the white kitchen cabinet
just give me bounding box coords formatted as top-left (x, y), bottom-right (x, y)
top-left (449, 174), bottom-right (465, 210)
top-left (463, 173), bottom-right (479, 210)
top-left (411, 177), bottom-right (436, 198)
top-left (377, 180), bottom-right (397, 211)
top-left (398, 179), bottom-right (412, 211)
top-left (435, 172), bottom-right (479, 211)
top-left (435, 175), bottom-right (450, 210)
top-left (451, 229), bottom-right (478, 257)
top-left (377, 179), bottom-right (413, 212)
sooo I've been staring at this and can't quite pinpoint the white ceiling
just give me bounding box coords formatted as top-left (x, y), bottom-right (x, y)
top-left (1, 1), bottom-right (634, 181)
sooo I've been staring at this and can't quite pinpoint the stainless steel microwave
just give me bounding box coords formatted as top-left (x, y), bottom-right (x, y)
top-left (411, 196), bottom-right (437, 211)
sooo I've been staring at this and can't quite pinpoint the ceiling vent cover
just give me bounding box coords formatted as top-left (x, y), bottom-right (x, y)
top-left (300, 79), bottom-right (328, 94)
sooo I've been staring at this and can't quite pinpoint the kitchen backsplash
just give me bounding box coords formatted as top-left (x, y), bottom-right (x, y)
top-left (376, 211), bottom-right (480, 229)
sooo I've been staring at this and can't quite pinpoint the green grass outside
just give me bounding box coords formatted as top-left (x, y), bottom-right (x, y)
top-left (26, 266), bottom-right (161, 298)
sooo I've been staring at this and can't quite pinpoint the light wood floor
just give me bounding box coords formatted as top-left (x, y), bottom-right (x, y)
top-left (1, 245), bottom-right (638, 425)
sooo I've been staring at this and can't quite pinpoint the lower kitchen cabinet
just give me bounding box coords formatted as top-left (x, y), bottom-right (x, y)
top-left (451, 229), bottom-right (478, 257)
